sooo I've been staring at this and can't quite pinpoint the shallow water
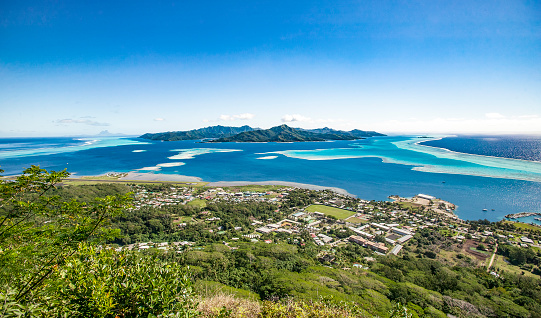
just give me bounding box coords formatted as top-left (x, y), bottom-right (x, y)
top-left (0, 135), bottom-right (539, 224)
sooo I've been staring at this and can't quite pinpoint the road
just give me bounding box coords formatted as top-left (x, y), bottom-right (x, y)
top-left (487, 242), bottom-right (498, 271)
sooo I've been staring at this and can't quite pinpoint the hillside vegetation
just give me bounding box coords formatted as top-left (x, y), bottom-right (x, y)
top-left (140, 125), bottom-right (254, 141)
top-left (2, 167), bottom-right (540, 317)
top-left (139, 124), bottom-right (386, 142)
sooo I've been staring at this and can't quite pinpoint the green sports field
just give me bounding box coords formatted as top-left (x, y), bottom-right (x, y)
top-left (305, 204), bottom-right (356, 219)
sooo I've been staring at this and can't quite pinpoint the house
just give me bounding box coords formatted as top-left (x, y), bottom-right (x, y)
top-left (371, 223), bottom-right (391, 231)
top-left (397, 235), bottom-right (413, 244)
top-left (416, 194), bottom-right (435, 200)
top-left (348, 235), bottom-right (388, 254)
top-left (318, 254), bottom-right (336, 263)
top-left (385, 238), bottom-right (396, 245)
top-left (318, 234), bottom-right (333, 244)
top-left (393, 228), bottom-right (413, 236)
top-left (256, 227), bottom-right (273, 234)
top-left (390, 244), bottom-right (403, 255)
top-left (349, 226), bottom-right (375, 239)
top-left (291, 211), bottom-right (305, 219)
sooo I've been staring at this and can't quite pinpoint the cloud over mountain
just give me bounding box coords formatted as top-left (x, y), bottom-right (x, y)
top-left (281, 114), bottom-right (310, 122)
top-left (54, 118), bottom-right (110, 126)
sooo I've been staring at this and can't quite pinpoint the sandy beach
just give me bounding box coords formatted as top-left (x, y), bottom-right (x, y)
top-left (206, 180), bottom-right (355, 197)
top-left (117, 172), bottom-right (354, 197)
top-left (119, 172), bottom-right (203, 182)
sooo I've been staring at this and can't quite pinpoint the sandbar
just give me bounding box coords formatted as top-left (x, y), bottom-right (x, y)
top-left (119, 172), bottom-right (353, 196)
top-left (120, 172), bottom-right (202, 182)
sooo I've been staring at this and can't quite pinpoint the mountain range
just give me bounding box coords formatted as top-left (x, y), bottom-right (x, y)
top-left (139, 125), bottom-right (254, 141)
top-left (139, 125), bottom-right (385, 142)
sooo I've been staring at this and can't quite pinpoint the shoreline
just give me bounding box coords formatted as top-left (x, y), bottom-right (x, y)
top-left (206, 180), bottom-right (356, 197)
top-left (117, 172), bottom-right (356, 197)
top-left (119, 172), bottom-right (203, 182)
top-left (389, 194), bottom-right (459, 220)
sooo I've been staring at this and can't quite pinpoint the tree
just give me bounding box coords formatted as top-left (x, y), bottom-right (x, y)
top-left (47, 244), bottom-right (198, 317)
top-left (1, 166), bottom-right (200, 317)
top-left (0, 166), bottom-right (129, 312)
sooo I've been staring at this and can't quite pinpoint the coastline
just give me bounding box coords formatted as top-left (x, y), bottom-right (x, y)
top-left (119, 172), bottom-right (202, 182)
top-left (389, 194), bottom-right (459, 220)
top-left (207, 180), bottom-right (356, 197)
top-left (118, 172), bottom-right (356, 197)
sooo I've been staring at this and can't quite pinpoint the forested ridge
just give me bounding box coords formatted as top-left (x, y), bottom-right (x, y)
top-left (139, 125), bottom-right (255, 141)
top-left (139, 124), bottom-right (386, 142)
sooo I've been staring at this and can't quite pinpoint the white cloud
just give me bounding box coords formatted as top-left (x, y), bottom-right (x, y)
top-left (54, 118), bottom-right (109, 126)
top-left (219, 113), bottom-right (255, 121)
top-left (485, 113), bottom-right (505, 119)
top-left (281, 114), bottom-right (311, 122)
top-left (154, 118), bottom-right (165, 121)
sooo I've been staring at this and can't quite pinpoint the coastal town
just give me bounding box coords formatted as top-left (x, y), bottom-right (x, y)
top-left (114, 182), bottom-right (540, 276)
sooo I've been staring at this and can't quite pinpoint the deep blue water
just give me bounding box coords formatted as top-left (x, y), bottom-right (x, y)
top-left (422, 135), bottom-right (541, 162)
top-left (1, 136), bottom-right (540, 224)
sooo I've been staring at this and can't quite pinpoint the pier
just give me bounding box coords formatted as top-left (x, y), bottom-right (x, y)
top-left (505, 212), bottom-right (541, 219)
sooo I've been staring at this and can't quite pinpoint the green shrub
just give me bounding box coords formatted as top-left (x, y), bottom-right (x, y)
top-left (45, 244), bottom-right (199, 317)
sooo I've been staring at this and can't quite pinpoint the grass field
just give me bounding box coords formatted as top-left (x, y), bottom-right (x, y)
top-left (437, 250), bottom-right (476, 267)
top-left (510, 221), bottom-right (541, 233)
top-left (492, 255), bottom-right (538, 278)
top-left (469, 246), bottom-right (490, 255)
top-left (345, 217), bottom-right (366, 224)
top-left (397, 202), bottom-right (422, 209)
top-left (305, 205), bottom-right (355, 220)
top-left (187, 199), bottom-right (207, 208)
top-left (175, 216), bottom-right (193, 223)
top-left (62, 178), bottom-right (208, 187)
top-left (225, 185), bottom-right (283, 192)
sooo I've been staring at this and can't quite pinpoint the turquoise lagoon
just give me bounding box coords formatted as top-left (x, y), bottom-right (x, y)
top-left (0, 135), bottom-right (540, 223)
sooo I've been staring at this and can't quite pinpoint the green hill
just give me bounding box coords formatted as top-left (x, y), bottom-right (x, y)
top-left (139, 125), bottom-right (255, 141)
top-left (140, 125), bottom-right (386, 142)
top-left (214, 124), bottom-right (363, 142)
top-left (307, 127), bottom-right (386, 138)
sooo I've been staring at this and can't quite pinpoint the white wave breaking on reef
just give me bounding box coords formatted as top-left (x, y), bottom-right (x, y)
top-left (0, 137), bottom-right (148, 160)
top-left (168, 148), bottom-right (242, 160)
top-left (136, 162), bottom-right (186, 172)
top-left (259, 137), bottom-right (541, 183)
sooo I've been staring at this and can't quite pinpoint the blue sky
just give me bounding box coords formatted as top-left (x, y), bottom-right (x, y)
top-left (1, 0), bottom-right (540, 136)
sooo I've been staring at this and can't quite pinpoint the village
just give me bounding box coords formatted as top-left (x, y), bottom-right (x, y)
top-left (119, 183), bottom-right (540, 268)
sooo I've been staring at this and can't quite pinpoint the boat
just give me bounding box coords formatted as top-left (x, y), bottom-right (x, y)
top-left (482, 209), bottom-right (488, 212)
top-left (491, 209), bottom-right (495, 211)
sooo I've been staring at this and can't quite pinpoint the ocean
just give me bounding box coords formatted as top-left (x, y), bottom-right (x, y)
top-left (421, 135), bottom-right (541, 162)
top-left (1, 135), bottom-right (540, 224)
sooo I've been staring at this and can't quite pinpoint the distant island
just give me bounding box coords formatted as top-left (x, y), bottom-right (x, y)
top-left (139, 125), bottom-right (254, 141)
top-left (139, 124), bottom-right (385, 142)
